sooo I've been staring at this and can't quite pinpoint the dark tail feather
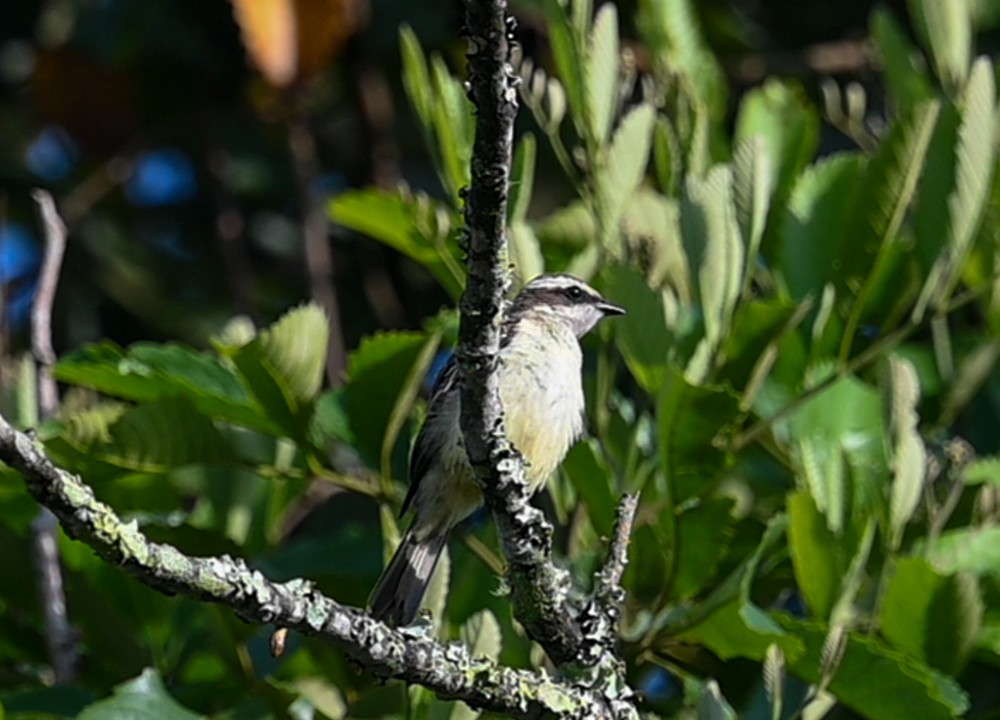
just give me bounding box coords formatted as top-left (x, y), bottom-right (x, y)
top-left (369, 530), bottom-right (448, 626)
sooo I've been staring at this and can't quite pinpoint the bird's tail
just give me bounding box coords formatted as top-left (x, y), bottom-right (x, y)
top-left (369, 529), bottom-right (448, 626)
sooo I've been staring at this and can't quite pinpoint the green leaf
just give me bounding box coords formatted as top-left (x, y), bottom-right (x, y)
top-left (636, 0), bottom-right (726, 117)
top-left (585, 3), bottom-right (619, 146)
top-left (621, 190), bottom-right (688, 299)
top-left (78, 668), bottom-right (201, 720)
top-left (107, 397), bottom-right (229, 472)
top-left (908, 0), bottom-right (972, 92)
top-left (963, 456), bottom-right (1000, 485)
top-left (919, 526), bottom-right (1000, 575)
top-left (544, 0), bottom-right (586, 132)
top-left (256, 304), bottom-right (328, 405)
top-left (870, 8), bottom-right (935, 112)
top-left (777, 615), bottom-right (970, 720)
top-left (881, 556), bottom-right (983, 675)
top-left (839, 100), bottom-right (940, 358)
top-left (509, 221), bottom-right (545, 286)
top-left (400, 26), bottom-right (432, 131)
top-left (596, 104), bottom-right (656, 244)
top-left (54, 341), bottom-right (273, 434)
top-left (678, 600), bottom-right (805, 663)
top-left (885, 357), bottom-right (926, 547)
top-left (787, 491), bottom-right (840, 619)
top-left (430, 54), bottom-right (474, 199)
top-left (459, 609), bottom-right (502, 661)
top-left (562, 439), bottom-right (616, 537)
top-left (344, 331), bottom-right (428, 467)
top-left (735, 80), bottom-right (819, 201)
top-left (681, 163), bottom-right (744, 361)
top-left (778, 154), bottom-right (866, 301)
top-left (601, 265), bottom-right (672, 391)
top-left (732, 135), bottom-right (774, 283)
top-left (916, 58), bottom-right (998, 318)
top-left (781, 369), bottom-right (889, 529)
top-left (330, 189), bottom-right (464, 297)
top-left (657, 367), bottom-right (738, 504)
top-left (509, 133), bottom-right (537, 223)
top-left (671, 497), bottom-right (735, 599)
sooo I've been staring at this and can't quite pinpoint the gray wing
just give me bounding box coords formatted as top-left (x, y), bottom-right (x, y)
top-left (399, 355), bottom-right (459, 517)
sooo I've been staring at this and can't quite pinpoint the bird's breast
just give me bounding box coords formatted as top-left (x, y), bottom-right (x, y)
top-left (499, 327), bottom-right (585, 491)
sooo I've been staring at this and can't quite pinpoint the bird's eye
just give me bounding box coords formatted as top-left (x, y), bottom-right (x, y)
top-left (566, 286), bottom-right (584, 301)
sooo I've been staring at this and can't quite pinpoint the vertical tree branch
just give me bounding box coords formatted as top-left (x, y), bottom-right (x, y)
top-left (29, 189), bottom-right (77, 684)
top-left (457, 0), bottom-right (583, 664)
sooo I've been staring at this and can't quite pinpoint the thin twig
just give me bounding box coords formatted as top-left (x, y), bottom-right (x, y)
top-left (30, 190), bottom-right (66, 419)
top-left (29, 188), bottom-right (77, 684)
top-left (577, 494), bottom-right (639, 667)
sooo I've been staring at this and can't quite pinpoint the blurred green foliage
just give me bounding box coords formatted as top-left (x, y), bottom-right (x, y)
top-left (4, 0), bottom-right (1000, 718)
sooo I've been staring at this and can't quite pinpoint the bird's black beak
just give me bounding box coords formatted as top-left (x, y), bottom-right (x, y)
top-left (597, 299), bottom-right (626, 316)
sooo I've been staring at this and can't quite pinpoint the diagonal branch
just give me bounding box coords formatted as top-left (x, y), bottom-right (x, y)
top-left (0, 413), bottom-right (623, 719)
top-left (457, 0), bottom-right (582, 665)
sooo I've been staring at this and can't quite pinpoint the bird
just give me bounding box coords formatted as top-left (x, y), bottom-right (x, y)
top-left (369, 273), bottom-right (626, 626)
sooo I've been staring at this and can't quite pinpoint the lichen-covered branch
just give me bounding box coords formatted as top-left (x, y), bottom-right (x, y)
top-left (0, 414), bottom-right (625, 719)
top-left (457, 0), bottom-right (584, 666)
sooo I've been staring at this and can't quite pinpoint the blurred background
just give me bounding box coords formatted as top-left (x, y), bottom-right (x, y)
top-left (0, 0), bottom-right (953, 359)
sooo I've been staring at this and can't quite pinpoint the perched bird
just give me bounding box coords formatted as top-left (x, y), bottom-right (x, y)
top-left (370, 273), bottom-right (625, 626)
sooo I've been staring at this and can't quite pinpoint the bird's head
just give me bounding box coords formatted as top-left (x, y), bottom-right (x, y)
top-left (509, 273), bottom-right (625, 338)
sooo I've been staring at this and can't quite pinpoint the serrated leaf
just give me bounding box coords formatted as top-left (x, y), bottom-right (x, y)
top-left (681, 164), bottom-right (744, 360)
top-left (732, 136), bottom-right (774, 284)
top-left (54, 341), bottom-right (272, 433)
top-left (777, 615), bottom-right (970, 720)
top-left (840, 101), bottom-right (940, 356)
top-left (916, 58), bottom-right (997, 317)
top-left (107, 397), bottom-right (228, 472)
top-left (881, 556), bottom-right (982, 675)
top-left (78, 668), bottom-right (200, 720)
top-left (597, 103), bottom-right (655, 242)
top-left (870, 8), bottom-right (935, 112)
top-left (908, 0), bottom-right (972, 92)
top-left (778, 154), bottom-right (866, 301)
top-left (621, 189), bottom-right (688, 299)
top-left (885, 357), bottom-right (926, 547)
top-left (735, 80), bottom-right (820, 200)
top-left (585, 4), bottom-right (619, 146)
top-left (257, 304), bottom-right (329, 404)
